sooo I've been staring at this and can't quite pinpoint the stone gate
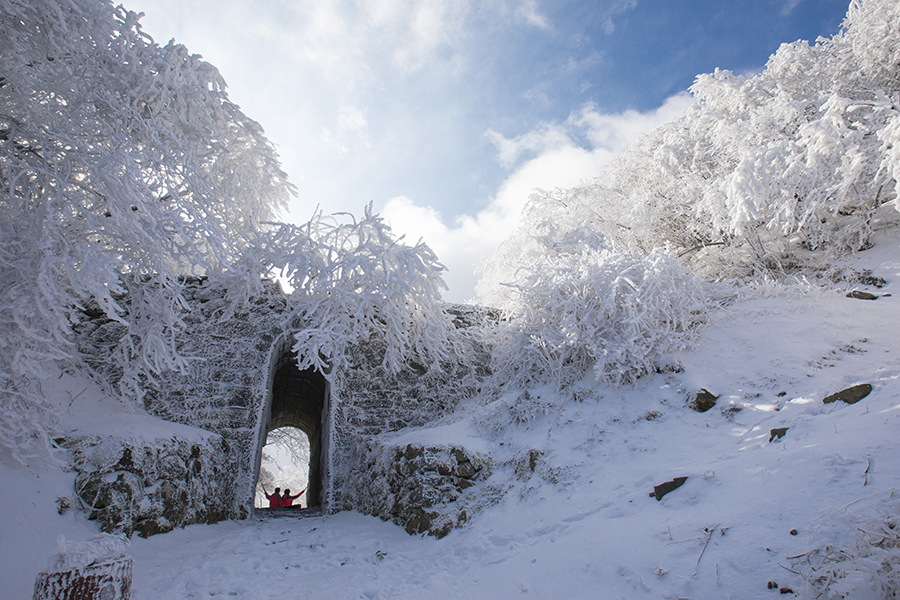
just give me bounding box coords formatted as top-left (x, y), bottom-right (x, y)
top-left (70, 278), bottom-right (496, 538)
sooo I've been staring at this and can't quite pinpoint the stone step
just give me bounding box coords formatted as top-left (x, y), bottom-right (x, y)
top-left (253, 506), bottom-right (324, 519)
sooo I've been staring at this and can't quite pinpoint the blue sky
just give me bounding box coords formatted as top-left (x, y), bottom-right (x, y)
top-left (137, 0), bottom-right (850, 301)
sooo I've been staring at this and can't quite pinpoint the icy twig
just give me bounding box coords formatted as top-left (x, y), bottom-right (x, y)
top-left (695, 524), bottom-right (719, 574)
top-left (839, 488), bottom-right (895, 511)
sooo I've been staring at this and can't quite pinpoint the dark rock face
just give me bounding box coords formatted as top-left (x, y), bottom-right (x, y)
top-left (846, 290), bottom-right (879, 300)
top-left (822, 383), bottom-right (873, 405)
top-left (65, 434), bottom-right (233, 538)
top-left (650, 476), bottom-right (688, 501)
top-left (769, 427), bottom-right (789, 442)
top-left (687, 389), bottom-right (719, 413)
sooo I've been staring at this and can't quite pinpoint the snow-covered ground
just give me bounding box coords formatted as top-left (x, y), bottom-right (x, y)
top-left (3, 232), bottom-right (899, 600)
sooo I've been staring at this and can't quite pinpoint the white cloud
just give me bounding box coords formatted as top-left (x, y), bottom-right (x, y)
top-left (383, 94), bottom-right (695, 302)
top-left (517, 0), bottom-right (552, 30)
top-left (601, 0), bottom-right (638, 35)
top-left (322, 105), bottom-right (371, 156)
top-left (780, 0), bottom-right (803, 16)
top-left (574, 92), bottom-right (694, 153)
top-left (484, 123), bottom-right (574, 169)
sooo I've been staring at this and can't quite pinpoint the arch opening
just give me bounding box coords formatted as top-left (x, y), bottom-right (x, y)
top-left (255, 349), bottom-right (329, 510)
top-left (255, 426), bottom-right (311, 508)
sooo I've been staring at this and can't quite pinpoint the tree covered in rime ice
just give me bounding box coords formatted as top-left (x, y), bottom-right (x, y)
top-left (480, 0), bottom-right (900, 303)
top-left (477, 0), bottom-right (900, 387)
top-left (0, 0), bottom-right (291, 458)
top-left (223, 205), bottom-right (458, 379)
top-left (481, 223), bottom-right (709, 388)
top-left (0, 0), bottom-right (288, 460)
top-left (0, 0), bottom-right (463, 462)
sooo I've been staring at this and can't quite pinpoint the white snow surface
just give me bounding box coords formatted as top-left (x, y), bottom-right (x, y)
top-left (3, 234), bottom-right (900, 599)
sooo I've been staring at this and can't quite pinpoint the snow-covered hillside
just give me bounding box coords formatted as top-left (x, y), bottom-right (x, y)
top-left (3, 229), bottom-right (898, 600)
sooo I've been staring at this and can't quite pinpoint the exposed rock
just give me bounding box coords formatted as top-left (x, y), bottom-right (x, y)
top-left (822, 383), bottom-right (873, 405)
top-left (687, 389), bottom-right (719, 413)
top-left (847, 290), bottom-right (879, 300)
top-left (650, 476), bottom-right (688, 501)
top-left (769, 427), bottom-right (789, 442)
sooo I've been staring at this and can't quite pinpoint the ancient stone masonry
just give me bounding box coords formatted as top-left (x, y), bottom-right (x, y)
top-left (73, 278), bottom-right (495, 537)
top-left (76, 278), bottom-right (295, 522)
top-left (343, 441), bottom-right (493, 538)
top-left (64, 433), bottom-right (233, 537)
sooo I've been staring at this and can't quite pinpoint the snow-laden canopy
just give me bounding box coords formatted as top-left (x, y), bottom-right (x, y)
top-left (479, 0), bottom-right (900, 297)
top-left (476, 0), bottom-right (900, 388)
top-left (0, 0), bottom-right (457, 461)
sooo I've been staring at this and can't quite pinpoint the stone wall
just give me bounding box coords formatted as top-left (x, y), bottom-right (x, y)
top-left (65, 432), bottom-right (233, 537)
top-left (73, 278), bottom-right (494, 537)
top-left (344, 441), bottom-right (493, 538)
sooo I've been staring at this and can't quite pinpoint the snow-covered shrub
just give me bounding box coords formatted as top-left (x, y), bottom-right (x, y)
top-left (0, 0), bottom-right (291, 461)
top-left (793, 497), bottom-right (900, 599)
top-left (484, 224), bottom-right (709, 388)
top-left (475, 389), bottom-right (559, 437)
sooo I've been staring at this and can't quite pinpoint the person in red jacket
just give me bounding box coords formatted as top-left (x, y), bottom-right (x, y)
top-left (279, 488), bottom-right (304, 507)
top-left (264, 487), bottom-right (281, 508)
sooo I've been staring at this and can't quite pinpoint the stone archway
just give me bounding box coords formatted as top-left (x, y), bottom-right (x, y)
top-left (260, 344), bottom-right (330, 508)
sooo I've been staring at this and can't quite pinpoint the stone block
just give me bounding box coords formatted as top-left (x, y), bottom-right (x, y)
top-left (33, 557), bottom-right (133, 600)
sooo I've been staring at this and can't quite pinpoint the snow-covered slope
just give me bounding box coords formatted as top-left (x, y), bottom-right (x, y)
top-left (2, 231), bottom-right (899, 600)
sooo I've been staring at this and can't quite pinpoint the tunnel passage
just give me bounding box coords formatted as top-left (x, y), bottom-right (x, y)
top-left (265, 352), bottom-right (329, 507)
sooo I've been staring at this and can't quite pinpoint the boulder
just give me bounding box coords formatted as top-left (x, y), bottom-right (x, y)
top-left (687, 389), bottom-right (719, 413)
top-left (822, 383), bottom-right (873, 405)
top-left (650, 476), bottom-right (688, 501)
top-left (846, 290), bottom-right (878, 300)
top-left (769, 427), bottom-right (789, 442)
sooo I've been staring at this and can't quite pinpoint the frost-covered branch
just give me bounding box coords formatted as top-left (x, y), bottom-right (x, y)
top-left (223, 205), bottom-right (458, 378)
top-left (485, 224), bottom-right (709, 388)
top-left (0, 0), bottom-right (292, 461)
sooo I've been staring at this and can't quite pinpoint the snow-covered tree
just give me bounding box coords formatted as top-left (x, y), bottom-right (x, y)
top-left (481, 221), bottom-right (708, 388)
top-left (480, 0), bottom-right (900, 299)
top-left (0, 0), bottom-right (466, 463)
top-left (478, 0), bottom-right (900, 389)
top-left (0, 0), bottom-right (292, 460)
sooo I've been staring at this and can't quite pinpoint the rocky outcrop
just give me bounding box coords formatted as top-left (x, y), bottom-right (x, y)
top-left (63, 433), bottom-right (234, 537)
top-left (687, 389), bottom-right (719, 413)
top-left (823, 383), bottom-right (873, 405)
